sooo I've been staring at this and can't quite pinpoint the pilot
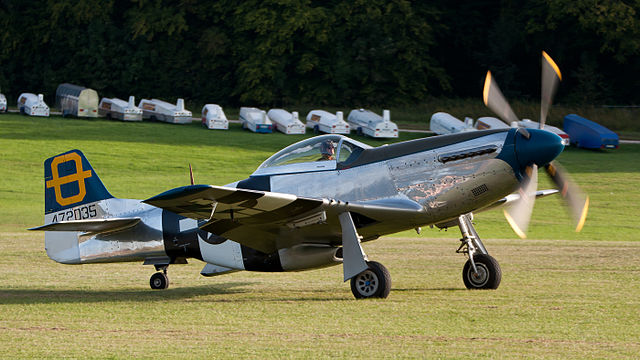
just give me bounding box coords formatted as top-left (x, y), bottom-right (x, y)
top-left (319, 140), bottom-right (336, 161)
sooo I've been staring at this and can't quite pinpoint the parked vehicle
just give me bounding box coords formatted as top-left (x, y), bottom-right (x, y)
top-left (563, 114), bottom-right (619, 149)
top-left (239, 107), bottom-right (273, 133)
top-left (55, 83), bottom-right (99, 118)
top-left (347, 109), bottom-right (398, 138)
top-left (518, 119), bottom-right (570, 146)
top-left (17, 93), bottom-right (49, 117)
top-left (474, 116), bottom-right (510, 130)
top-left (429, 112), bottom-right (475, 135)
top-left (267, 109), bottom-right (306, 135)
top-left (99, 96), bottom-right (142, 121)
top-left (306, 110), bottom-right (350, 134)
top-left (201, 104), bottom-right (228, 130)
top-left (138, 98), bottom-right (192, 124)
top-left (0, 92), bottom-right (7, 112)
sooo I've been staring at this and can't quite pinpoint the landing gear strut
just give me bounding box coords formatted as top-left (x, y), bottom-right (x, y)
top-left (339, 212), bottom-right (391, 299)
top-left (456, 213), bottom-right (501, 289)
top-left (150, 265), bottom-right (169, 290)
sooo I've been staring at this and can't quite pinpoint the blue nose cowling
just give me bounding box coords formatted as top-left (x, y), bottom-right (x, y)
top-left (515, 128), bottom-right (564, 168)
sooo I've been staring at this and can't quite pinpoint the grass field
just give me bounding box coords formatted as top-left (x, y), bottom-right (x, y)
top-left (1, 113), bottom-right (639, 358)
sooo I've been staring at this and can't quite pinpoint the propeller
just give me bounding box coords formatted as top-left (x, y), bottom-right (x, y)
top-left (483, 71), bottom-right (528, 137)
top-left (483, 51), bottom-right (589, 238)
top-left (189, 164), bottom-right (195, 185)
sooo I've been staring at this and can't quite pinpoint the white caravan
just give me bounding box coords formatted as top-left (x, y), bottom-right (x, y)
top-left (475, 116), bottom-right (510, 130)
top-left (138, 98), bottom-right (192, 124)
top-left (306, 110), bottom-right (350, 134)
top-left (519, 119), bottom-right (570, 146)
top-left (347, 109), bottom-right (398, 138)
top-left (201, 104), bottom-right (228, 130)
top-left (239, 107), bottom-right (273, 133)
top-left (99, 96), bottom-right (142, 121)
top-left (0, 93), bottom-right (6, 112)
top-left (267, 109), bottom-right (306, 135)
top-left (17, 93), bottom-right (50, 117)
top-left (429, 112), bottom-right (475, 135)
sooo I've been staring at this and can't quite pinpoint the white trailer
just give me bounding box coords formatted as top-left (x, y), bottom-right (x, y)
top-left (475, 116), bottom-right (510, 130)
top-left (56, 83), bottom-right (99, 118)
top-left (306, 110), bottom-right (350, 134)
top-left (347, 109), bottom-right (398, 138)
top-left (201, 104), bottom-right (228, 130)
top-left (99, 96), bottom-right (142, 121)
top-left (239, 107), bottom-right (273, 133)
top-left (0, 93), bottom-right (6, 112)
top-left (138, 98), bottom-right (192, 124)
top-left (267, 109), bottom-right (306, 135)
top-left (519, 119), bottom-right (570, 146)
top-left (17, 93), bottom-right (49, 117)
top-left (429, 112), bottom-right (475, 135)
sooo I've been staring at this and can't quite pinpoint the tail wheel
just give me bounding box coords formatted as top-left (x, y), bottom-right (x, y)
top-left (150, 272), bottom-right (169, 290)
top-left (462, 254), bottom-right (501, 289)
top-left (350, 261), bottom-right (391, 299)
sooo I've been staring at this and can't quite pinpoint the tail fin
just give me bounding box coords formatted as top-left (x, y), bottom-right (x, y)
top-left (44, 150), bottom-right (113, 214)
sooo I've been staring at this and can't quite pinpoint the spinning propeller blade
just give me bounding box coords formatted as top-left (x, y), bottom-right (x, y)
top-left (483, 51), bottom-right (588, 237)
top-left (504, 164), bottom-right (538, 238)
top-left (540, 51), bottom-right (562, 129)
top-left (544, 162), bottom-right (589, 232)
top-left (483, 71), bottom-right (522, 130)
top-left (189, 164), bottom-right (195, 185)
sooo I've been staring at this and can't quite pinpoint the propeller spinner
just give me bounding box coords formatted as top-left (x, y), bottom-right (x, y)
top-left (483, 51), bottom-right (589, 238)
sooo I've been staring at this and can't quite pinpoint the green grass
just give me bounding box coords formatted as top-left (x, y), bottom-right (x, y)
top-left (1, 113), bottom-right (640, 358)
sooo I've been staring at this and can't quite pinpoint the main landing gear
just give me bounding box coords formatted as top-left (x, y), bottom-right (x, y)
top-left (456, 213), bottom-right (501, 289)
top-left (350, 261), bottom-right (391, 299)
top-left (339, 212), bottom-right (392, 299)
top-left (150, 265), bottom-right (170, 290)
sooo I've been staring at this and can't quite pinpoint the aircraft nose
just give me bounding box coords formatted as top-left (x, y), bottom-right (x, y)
top-left (515, 128), bottom-right (564, 168)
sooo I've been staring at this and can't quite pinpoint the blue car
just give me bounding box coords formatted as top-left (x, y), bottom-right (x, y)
top-left (563, 114), bottom-right (619, 149)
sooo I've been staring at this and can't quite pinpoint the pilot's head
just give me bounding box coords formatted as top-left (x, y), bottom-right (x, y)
top-left (320, 140), bottom-right (335, 160)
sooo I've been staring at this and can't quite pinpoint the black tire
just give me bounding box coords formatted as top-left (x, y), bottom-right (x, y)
top-left (357, 127), bottom-right (363, 136)
top-left (350, 261), bottom-right (391, 299)
top-left (462, 254), bottom-right (501, 290)
top-left (150, 272), bottom-right (169, 290)
top-left (313, 125), bottom-right (319, 135)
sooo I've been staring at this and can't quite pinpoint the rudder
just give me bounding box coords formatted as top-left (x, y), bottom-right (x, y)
top-left (44, 149), bottom-right (113, 214)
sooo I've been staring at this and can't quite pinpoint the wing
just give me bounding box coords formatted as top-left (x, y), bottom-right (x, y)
top-left (144, 185), bottom-right (425, 253)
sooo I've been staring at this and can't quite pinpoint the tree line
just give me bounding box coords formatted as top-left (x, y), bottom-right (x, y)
top-left (0, 0), bottom-right (638, 107)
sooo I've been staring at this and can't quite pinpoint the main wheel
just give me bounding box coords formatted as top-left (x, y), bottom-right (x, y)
top-left (313, 125), bottom-right (319, 134)
top-left (462, 254), bottom-right (501, 289)
top-left (350, 261), bottom-right (391, 299)
top-left (150, 272), bottom-right (169, 290)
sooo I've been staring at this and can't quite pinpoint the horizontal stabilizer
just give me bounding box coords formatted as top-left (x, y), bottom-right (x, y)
top-left (29, 218), bottom-right (141, 233)
top-left (201, 263), bottom-right (238, 277)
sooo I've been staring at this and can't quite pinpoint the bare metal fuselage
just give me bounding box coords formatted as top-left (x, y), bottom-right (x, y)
top-left (44, 130), bottom-right (519, 273)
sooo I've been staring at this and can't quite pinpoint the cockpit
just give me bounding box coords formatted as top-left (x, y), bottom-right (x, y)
top-left (252, 135), bottom-right (372, 176)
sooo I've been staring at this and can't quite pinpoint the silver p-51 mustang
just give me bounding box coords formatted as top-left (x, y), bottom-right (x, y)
top-left (31, 52), bottom-right (588, 299)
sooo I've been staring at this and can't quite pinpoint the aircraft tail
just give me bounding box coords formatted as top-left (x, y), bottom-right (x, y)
top-left (44, 149), bottom-right (113, 214)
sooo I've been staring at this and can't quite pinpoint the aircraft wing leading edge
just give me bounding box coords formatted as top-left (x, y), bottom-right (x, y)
top-left (144, 185), bottom-right (426, 253)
